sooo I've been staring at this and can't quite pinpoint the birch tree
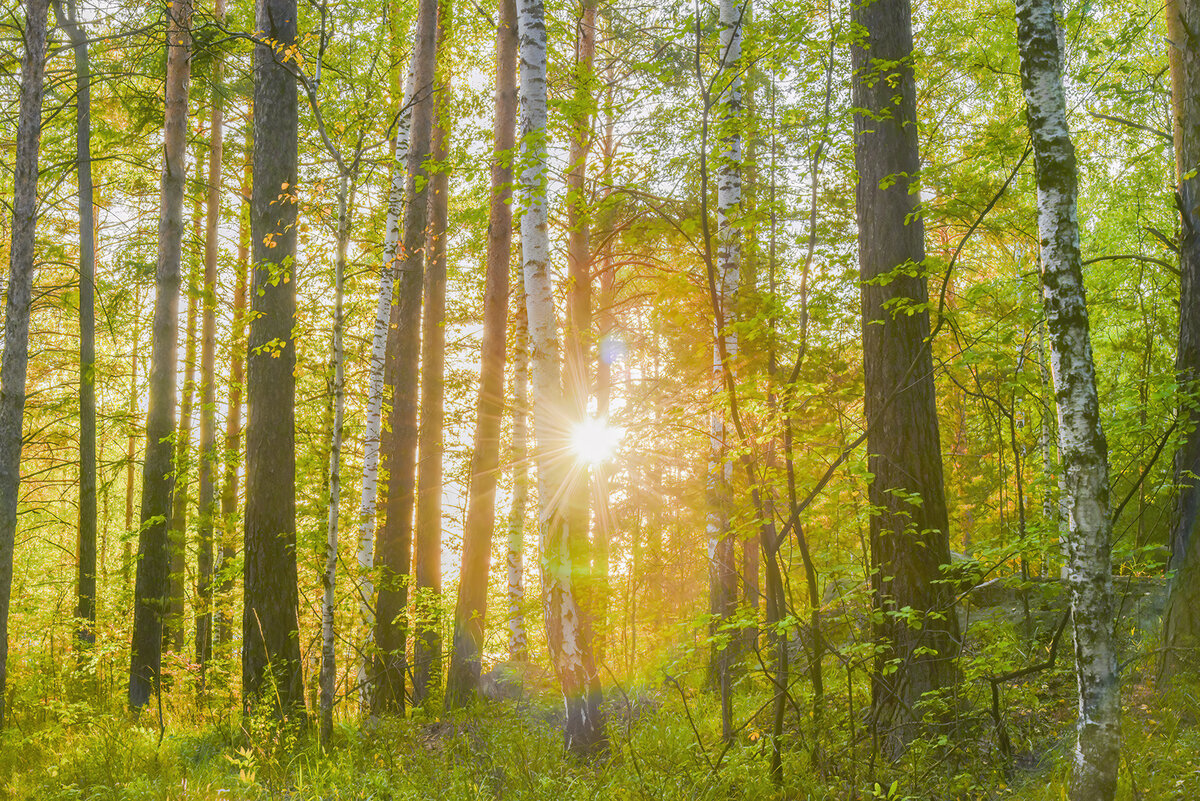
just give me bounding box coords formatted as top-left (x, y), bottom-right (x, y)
top-left (356, 59), bottom-right (416, 712)
top-left (0, 0), bottom-right (50, 729)
top-left (1014, 0), bottom-right (1120, 795)
top-left (705, 0), bottom-right (742, 742)
top-left (518, 0), bottom-right (605, 755)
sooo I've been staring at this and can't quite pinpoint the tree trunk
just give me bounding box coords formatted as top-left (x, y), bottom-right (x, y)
top-left (244, 0), bottom-right (304, 718)
top-left (564, 0), bottom-right (597, 668)
top-left (851, 0), bottom-right (959, 755)
top-left (55, 0), bottom-right (97, 653)
top-left (374, 0), bottom-right (440, 715)
top-left (413, 0), bottom-right (453, 708)
top-left (123, 290), bottom-right (141, 593)
top-left (0, 0), bottom-right (50, 729)
top-left (194, 0), bottom-right (226, 688)
top-left (216, 145), bottom-right (250, 655)
top-left (129, 0), bottom-right (191, 711)
top-left (507, 297), bottom-right (530, 663)
top-left (320, 172), bottom-right (352, 743)
top-left (1014, 1), bottom-right (1120, 797)
top-left (1161, 0), bottom-right (1200, 680)
top-left (706, 0), bottom-right (742, 743)
top-left (445, 0), bottom-right (518, 709)
top-left (167, 175), bottom-right (202, 655)
top-left (518, 0), bottom-right (606, 755)
top-left (357, 56), bottom-right (415, 713)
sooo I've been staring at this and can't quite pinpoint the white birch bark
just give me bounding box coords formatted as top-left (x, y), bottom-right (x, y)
top-left (707, 0), bottom-right (742, 736)
top-left (355, 61), bottom-right (416, 710)
top-left (518, 0), bottom-right (604, 753)
top-left (1014, 0), bottom-right (1120, 797)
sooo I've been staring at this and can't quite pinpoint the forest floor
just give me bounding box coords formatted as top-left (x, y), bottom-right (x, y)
top-left (2, 651), bottom-right (1198, 801)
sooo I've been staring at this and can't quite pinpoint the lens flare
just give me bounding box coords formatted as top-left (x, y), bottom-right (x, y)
top-left (571, 417), bottom-right (624, 465)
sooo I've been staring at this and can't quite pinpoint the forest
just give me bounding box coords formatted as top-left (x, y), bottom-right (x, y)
top-left (0, 0), bottom-right (1198, 796)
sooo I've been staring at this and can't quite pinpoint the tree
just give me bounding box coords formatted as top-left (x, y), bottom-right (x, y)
top-left (518, 0), bottom-right (606, 755)
top-left (53, 0), bottom-right (97, 653)
top-left (850, 0), bottom-right (959, 753)
top-left (374, 0), bottom-right (440, 715)
top-left (413, 0), bottom-right (454, 707)
top-left (243, 0), bottom-right (304, 717)
top-left (194, 0), bottom-right (228, 685)
top-left (0, 0), bottom-right (51, 730)
top-left (563, 0), bottom-right (597, 667)
top-left (1161, 0), bottom-right (1200, 679)
top-left (705, 0), bottom-right (743, 743)
top-left (356, 53), bottom-right (416, 713)
top-left (444, 0), bottom-right (518, 709)
top-left (1014, 0), bottom-right (1120, 795)
top-left (130, 0), bottom-right (193, 710)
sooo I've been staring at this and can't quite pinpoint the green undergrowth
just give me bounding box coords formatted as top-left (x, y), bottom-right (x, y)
top-left (1, 663), bottom-right (1198, 799)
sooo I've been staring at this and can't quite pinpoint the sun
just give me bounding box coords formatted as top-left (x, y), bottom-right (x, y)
top-left (571, 417), bottom-right (624, 465)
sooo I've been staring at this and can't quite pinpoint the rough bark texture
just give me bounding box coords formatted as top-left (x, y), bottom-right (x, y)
top-left (413, 0), bottom-right (453, 707)
top-left (195, 0), bottom-right (226, 684)
top-left (129, 0), bottom-right (191, 710)
top-left (850, 0), bottom-right (960, 754)
top-left (1161, 0), bottom-right (1200, 680)
top-left (519, 0), bottom-right (606, 755)
top-left (244, 0), bottom-right (304, 717)
top-left (0, 0), bottom-right (50, 729)
top-left (1014, 0), bottom-right (1120, 796)
top-left (445, 0), bottom-right (518, 709)
top-left (374, 0), bottom-right (440, 715)
top-left (55, 0), bottom-right (97, 651)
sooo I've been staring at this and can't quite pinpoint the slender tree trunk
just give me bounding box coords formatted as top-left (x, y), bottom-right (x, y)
top-left (168, 175), bottom-right (202, 654)
top-left (55, 0), bottom-right (97, 653)
top-left (444, 0), bottom-right (518, 709)
top-left (374, 0), bottom-right (440, 715)
top-left (851, 0), bottom-right (960, 755)
top-left (194, 0), bottom-right (226, 688)
top-left (1014, 1), bottom-right (1120, 796)
top-left (216, 146), bottom-right (250, 655)
top-left (244, 0), bottom-right (304, 718)
top-left (1161, 0), bottom-right (1200, 680)
top-left (564, 0), bottom-right (597, 666)
top-left (0, 0), bottom-right (50, 729)
top-left (320, 172), bottom-right (352, 743)
top-left (706, 0), bottom-right (742, 743)
top-left (129, 0), bottom-right (192, 711)
top-left (413, 0), bottom-right (453, 707)
top-left (507, 297), bottom-right (530, 663)
top-left (519, 0), bottom-right (606, 755)
top-left (357, 58), bottom-right (416, 713)
top-left (124, 302), bottom-right (140, 593)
